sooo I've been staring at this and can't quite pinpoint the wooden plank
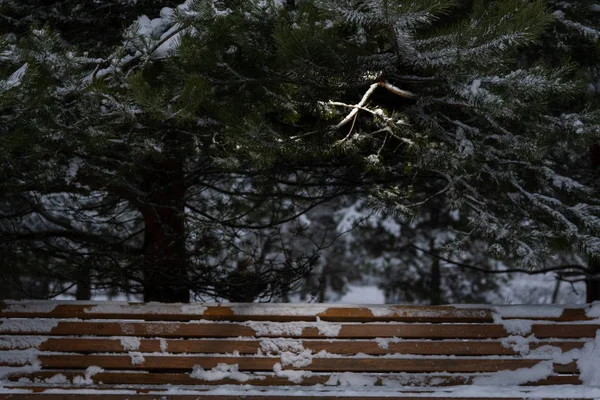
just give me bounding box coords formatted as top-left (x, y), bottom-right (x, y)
top-left (0, 302), bottom-right (496, 322)
top-left (10, 371), bottom-right (582, 386)
top-left (2, 321), bottom-right (598, 339)
top-left (35, 355), bottom-right (579, 373)
top-left (3, 337), bottom-right (586, 356)
top-left (0, 393), bottom-right (593, 400)
top-left (2, 301), bottom-right (595, 323)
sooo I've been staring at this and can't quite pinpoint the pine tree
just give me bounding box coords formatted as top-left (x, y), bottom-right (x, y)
top-left (2, 0), bottom-right (599, 302)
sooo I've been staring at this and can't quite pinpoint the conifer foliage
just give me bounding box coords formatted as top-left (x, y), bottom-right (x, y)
top-left (1, 0), bottom-right (599, 301)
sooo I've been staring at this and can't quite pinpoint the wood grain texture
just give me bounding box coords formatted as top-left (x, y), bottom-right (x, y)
top-left (1, 302), bottom-right (594, 322)
top-left (0, 337), bottom-right (585, 356)
top-left (0, 394), bottom-right (593, 400)
top-left (2, 321), bottom-right (597, 339)
top-left (34, 355), bottom-right (578, 373)
top-left (8, 371), bottom-right (581, 386)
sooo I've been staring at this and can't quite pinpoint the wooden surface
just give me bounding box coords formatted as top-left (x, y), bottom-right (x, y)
top-left (2, 321), bottom-right (598, 338)
top-left (0, 337), bottom-right (586, 355)
top-left (0, 395), bottom-right (594, 400)
top-left (1, 301), bottom-right (597, 398)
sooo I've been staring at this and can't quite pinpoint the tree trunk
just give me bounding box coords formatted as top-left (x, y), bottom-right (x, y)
top-left (75, 265), bottom-right (91, 300)
top-left (140, 157), bottom-right (189, 303)
top-left (430, 254), bottom-right (442, 305)
top-left (429, 237), bottom-right (443, 305)
top-left (587, 259), bottom-right (600, 303)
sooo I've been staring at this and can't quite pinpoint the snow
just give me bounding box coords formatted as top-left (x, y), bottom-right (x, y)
top-left (374, 337), bottom-right (401, 350)
top-left (159, 338), bottom-right (168, 352)
top-left (86, 303), bottom-right (183, 315)
top-left (494, 305), bottom-right (564, 318)
top-left (119, 337), bottom-right (141, 351)
top-left (280, 349), bottom-right (313, 368)
top-left (577, 330), bottom-right (600, 386)
top-left (0, 336), bottom-right (47, 350)
top-left (231, 304), bottom-right (329, 316)
top-left (244, 319), bottom-right (341, 337)
top-left (0, 319), bottom-right (59, 333)
top-left (0, 63), bottom-right (28, 92)
top-left (259, 338), bottom-right (305, 354)
top-left (272, 362), bottom-right (312, 383)
top-left (128, 352), bottom-right (145, 365)
top-left (325, 372), bottom-right (379, 386)
top-left (500, 335), bottom-right (536, 354)
top-left (72, 366), bottom-right (104, 385)
top-left (190, 363), bottom-right (255, 382)
top-left (586, 302), bottom-right (600, 318)
top-left (179, 304), bottom-right (207, 315)
top-left (119, 323), bottom-right (135, 335)
top-left (472, 361), bottom-right (553, 386)
top-left (492, 313), bottom-right (533, 335)
top-left (44, 374), bottom-right (68, 384)
top-left (3, 302), bottom-right (57, 314)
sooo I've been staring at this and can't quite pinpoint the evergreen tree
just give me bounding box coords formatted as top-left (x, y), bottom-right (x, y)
top-left (2, 0), bottom-right (599, 302)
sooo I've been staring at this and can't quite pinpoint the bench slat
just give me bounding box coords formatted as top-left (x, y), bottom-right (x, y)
top-left (30, 355), bottom-right (578, 373)
top-left (1, 302), bottom-right (594, 322)
top-left (7, 371), bottom-right (582, 386)
top-left (0, 337), bottom-right (586, 356)
top-left (1, 394), bottom-right (593, 400)
top-left (2, 321), bottom-right (597, 339)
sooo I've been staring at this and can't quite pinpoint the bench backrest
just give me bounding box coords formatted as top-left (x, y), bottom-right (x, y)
top-left (1, 301), bottom-right (599, 397)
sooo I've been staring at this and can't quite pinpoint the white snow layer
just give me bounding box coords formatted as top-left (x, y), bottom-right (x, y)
top-left (3, 301), bottom-right (57, 314)
top-left (577, 330), bottom-right (600, 386)
top-left (244, 318), bottom-right (341, 337)
top-left (0, 63), bottom-right (28, 92)
top-left (492, 313), bottom-right (534, 335)
top-left (586, 302), bottom-right (600, 318)
top-left (0, 319), bottom-right (59, 333)
top-left (190, 363), bottom-right (255, 382)
top-left (128, 352), bottom-right (145, 365)
top-left (0, 336), bottom-right (47, 350)
top-left (473, 361), bottom-right (553, 386)
top-left (493, 305), bottom-right (564, 318)
top-left (119, 337), bottom-right (141, 351)
top-left (72, 366), bottom-right (104, 385)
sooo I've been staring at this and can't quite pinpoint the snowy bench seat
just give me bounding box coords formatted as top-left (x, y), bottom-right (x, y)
top-left (1, 301), bottom-right (600, 399)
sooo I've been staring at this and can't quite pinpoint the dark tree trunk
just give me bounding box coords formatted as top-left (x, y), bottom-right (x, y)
top-left (75, 265), bottom-right (92, 300)
top-left (587, 259), bottom-right (600, 303)
top-left (140, 158), bottom-right (189, 303)
top-left (429, 240), bottom-right (442, 305)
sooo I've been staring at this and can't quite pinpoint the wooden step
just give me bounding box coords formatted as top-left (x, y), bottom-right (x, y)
top-left (7, 371), bottom-right (582, 386)
top-left (3, 355), bottom-right (576, 374)
top-left (0, 337), bottom-right (586, 355)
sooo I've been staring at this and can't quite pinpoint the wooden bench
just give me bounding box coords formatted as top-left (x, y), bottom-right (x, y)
top-left (1, 301), bottom-right (600, 399)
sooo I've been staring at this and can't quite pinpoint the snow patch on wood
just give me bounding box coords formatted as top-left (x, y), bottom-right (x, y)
top-left (493, 305), bottom-right (564, 319)
top-left (245, 319), bottom-right (341, 337)
top-left (375, 337), bottom-right (401, 350)
top-left (72, 366), bottom-right (104, 385)
top-left (472, 361), bottom-right (553, 385)
top-left (272, 362), bottom-right (312, 383)
top-left (0, 336), bottom-right (47, 350)
top-left (492, 313), bottom-right (533, 335)
top-left (159, 338), bottom-right (168, 352)
top-left (190, 363), bottom-right (258, 382)
top-left (0, 319), bottom-right (59, 333)
top-left (325, 372), bottom-right (379, 386)
top-left (119, 337), bottom-right (141, 351)
top-left (179, 304), bottom-right (207, 315)
top-left (128, 352), bottom-right (145, 365)
top-left (577, 329), bottom-right (600, 386)
top-left (586, 302), bottom-right (600, 318)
